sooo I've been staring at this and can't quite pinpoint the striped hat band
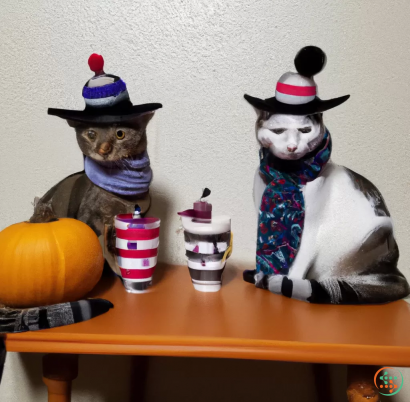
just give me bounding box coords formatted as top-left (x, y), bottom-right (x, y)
top-left (83, 79), bottom-right (127, 100)
top-left (276, 82), bottom-right (316, 97)
top-left (275, 73), bottom-right (317, 105)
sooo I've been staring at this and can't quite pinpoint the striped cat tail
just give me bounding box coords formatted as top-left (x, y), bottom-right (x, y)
top-left (244, 269), bottom-right (348, 303)
top-left (244, 269), bottom-right (409, 304)
top-left (0, 299), bottom-right (113, 333)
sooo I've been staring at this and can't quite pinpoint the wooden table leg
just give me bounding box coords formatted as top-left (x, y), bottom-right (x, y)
top-left (129, 356), bottom-right (150, 402)
top-left (347, 365), bottom-right (380, 402)
top-left (42, 354), bottom-right (79, 402)
top-left (312, 363), bottom-right (332, 402)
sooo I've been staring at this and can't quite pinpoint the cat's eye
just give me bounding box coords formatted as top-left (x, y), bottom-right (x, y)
top-left (87, 130), bottom-right (96, 140)
top-left (298, 127), bottom-right (312, 134)
top-left (270, 128), bottom-right (286, 135)
top-left (116, 130), bottom-right (125, 140)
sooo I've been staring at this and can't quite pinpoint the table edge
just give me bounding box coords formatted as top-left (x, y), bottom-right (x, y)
top-left (5, 334), bottom-right (410, 366)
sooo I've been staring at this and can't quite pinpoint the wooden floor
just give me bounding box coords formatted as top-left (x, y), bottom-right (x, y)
top-left (6, 263), bottom-right (410, 367)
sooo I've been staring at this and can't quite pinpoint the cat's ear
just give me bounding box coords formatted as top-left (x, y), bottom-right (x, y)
top-left (308, 113), bottom-right (324, 125)
top-left (128, 112), bottom-right (155, 130)
top-left (252, 107), bottom-right (270, 121)
top-left (66, 119), bottom-right (85, 129)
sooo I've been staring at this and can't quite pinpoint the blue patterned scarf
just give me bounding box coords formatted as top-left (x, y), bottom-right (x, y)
top-left (256, 130), bottom-right (331, 275)
top-left (84, 151), bottom-right (152, 197)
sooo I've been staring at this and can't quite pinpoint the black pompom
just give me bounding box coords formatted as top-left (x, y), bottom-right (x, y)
top-left (201, 188), bottom-right (211, 200)
top-left (294, 46), bottom-right (327, 77)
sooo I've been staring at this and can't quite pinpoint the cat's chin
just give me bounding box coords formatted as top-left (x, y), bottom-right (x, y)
top-left (89, 155), bottom-right (122, 163)
top-left (273, 152), bottom-right (305, 161)
top-left (89, 155), bottom-right (110, 163)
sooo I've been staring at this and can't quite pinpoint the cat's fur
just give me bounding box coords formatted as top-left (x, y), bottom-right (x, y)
top-left (39, 112), bottom-right (155, 275)
top-left (251, 112), bottom-right (409, 304)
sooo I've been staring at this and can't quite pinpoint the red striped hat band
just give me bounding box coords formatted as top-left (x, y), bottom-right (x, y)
top-left (276, 82), bottom-right (316, 97)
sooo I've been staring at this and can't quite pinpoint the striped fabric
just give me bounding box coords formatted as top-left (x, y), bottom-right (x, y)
top-left (115, 215), bottom-right (160, 292)
top-left (0, 299), bottom-right (113, 333)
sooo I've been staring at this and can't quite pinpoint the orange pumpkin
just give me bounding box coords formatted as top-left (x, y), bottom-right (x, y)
top-left (0, 203), bottom-right (104, 308)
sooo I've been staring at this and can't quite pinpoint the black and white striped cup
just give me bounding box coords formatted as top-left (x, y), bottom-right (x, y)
top-left (184, 231), bottom-right (232, 292)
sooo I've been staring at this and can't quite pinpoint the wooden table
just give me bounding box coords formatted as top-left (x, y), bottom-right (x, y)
top-left (5, 263), bottom-right (410, 401)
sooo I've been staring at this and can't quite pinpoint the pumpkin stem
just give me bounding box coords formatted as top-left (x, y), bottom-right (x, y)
top-left (29, 199), bottom-right (59, 223)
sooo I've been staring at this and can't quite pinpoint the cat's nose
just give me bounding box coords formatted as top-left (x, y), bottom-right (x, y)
top-left (98, 142), bottom-right (112, 156)
top-left (287, 145), bottom-right (297, 153)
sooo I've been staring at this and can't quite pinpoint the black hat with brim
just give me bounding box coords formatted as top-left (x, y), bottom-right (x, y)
top-left (48, 101), bottom-right (162, 124)
top-left (244, 94), bottom-right (350, 116)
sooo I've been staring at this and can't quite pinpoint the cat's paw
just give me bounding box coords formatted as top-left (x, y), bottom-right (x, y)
top-left (255, 274), bottom-right (285, 293)
top-left (104, 224), bottom-right (116, 254)
top-left (246, 271), bottom-right (286, 294)
top-left (255, 271), bottom-right (270, 289)
top-left (243, 269), bottom-right (257, 284)
top-left (264, 275), bottom-right (285, 294)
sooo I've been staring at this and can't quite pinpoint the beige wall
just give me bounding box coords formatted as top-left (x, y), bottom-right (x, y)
top-left (0, 0), bottom-right (409, 401)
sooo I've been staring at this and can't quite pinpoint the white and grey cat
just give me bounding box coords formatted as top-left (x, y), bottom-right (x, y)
top-left (247, 112), bottom-right (409, 304)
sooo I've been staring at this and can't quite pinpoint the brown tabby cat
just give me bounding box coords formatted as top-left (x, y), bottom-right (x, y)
top-left (39, 112), bottom-right (155, 274)
top-left (0, 54), bottom-right (160, 337)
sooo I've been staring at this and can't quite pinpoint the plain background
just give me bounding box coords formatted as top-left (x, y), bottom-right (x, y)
top-left (0, 0), bottom-right (409, 401)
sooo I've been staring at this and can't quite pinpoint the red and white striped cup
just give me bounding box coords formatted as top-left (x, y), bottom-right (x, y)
top-left (115, 214), bottom-right (160, 293)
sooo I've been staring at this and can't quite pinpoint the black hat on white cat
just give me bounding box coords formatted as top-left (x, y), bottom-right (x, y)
top-left (48, 54), bottom-right (162, 124)
top-left (244, 46), bottom-right (349, 115)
